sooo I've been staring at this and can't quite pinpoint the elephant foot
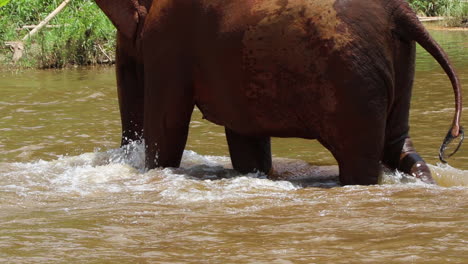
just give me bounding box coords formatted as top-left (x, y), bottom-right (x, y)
top-left (399, 153), bottom-right (435, 184)
top-left (398, 138), bottom-right (435, 184)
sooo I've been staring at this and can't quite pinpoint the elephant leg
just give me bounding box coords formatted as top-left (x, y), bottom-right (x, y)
top-left (116, 33), bottom-right (144, 146)
top-left (320, 138), bottom-right (383, 185)
top-left (383, 130), bottom-right (433, 183)
top-left (333, 135), bottom-right (384, 185)
top-left (382, 39), bottom-right (434, 183)
top-left (337, 155), bottom-right (383, 185)
top-left (400, 138), bottom-right (433, 183)
top-left (384, 136), bottom-right (433, 183)
top-left (143, 55), bottom-right (194, 170)
top-left (225, 127), bottom-right (272, 175)
top-left (319, 121), bottom-right (385, 185)
top-left (319, 93), bottom-right (387, 185)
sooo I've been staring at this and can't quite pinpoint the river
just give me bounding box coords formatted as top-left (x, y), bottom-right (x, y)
top-left (0, 29), bottom-right (467, 263)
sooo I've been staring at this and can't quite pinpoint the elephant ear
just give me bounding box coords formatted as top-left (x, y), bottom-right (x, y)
top-left (95, 0), bottom-right (142, 40)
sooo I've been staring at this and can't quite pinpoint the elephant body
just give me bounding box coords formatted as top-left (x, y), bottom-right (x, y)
top-left (95, 0), bottom-right (463, 185)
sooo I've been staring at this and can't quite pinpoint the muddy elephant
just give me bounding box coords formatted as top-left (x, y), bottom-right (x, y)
top-left (95, 0), bottom-right (463, 185)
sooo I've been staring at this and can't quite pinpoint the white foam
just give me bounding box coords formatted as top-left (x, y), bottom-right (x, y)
top-left (0, 143), bottom-right (298, 203)
top-left (157, 170), bottom-right (297, 203)
top-left (430, 163), bottom-right (468, 187)
top-left (1, 142), bottom-right (466, 205)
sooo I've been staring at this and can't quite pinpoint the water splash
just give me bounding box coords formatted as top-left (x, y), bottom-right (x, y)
top-left (1, 142), bottom-right (466, 206)
top-left (430, 163), bottom-right (468, 187)
top-left (0, 143), bottom-right (298, 203)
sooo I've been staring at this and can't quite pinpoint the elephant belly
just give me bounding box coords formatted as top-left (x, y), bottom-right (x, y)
top-left (194, 65), bottom-right (334, 139)
top-left (193, 0), bottom-right (355, 138)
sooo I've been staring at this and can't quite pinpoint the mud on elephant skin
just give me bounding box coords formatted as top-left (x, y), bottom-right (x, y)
top-left (95, 0), bottom-right (463, 185)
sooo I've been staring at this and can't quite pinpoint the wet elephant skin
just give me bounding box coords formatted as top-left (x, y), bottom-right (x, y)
top-left (94, 0), bottom-right (463, 185)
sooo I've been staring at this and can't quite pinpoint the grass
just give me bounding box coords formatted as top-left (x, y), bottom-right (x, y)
top-left (0, 0), bottom-right (115, 68)
top-left (408, 0), bottom-right (468, 27)
top-left (0, 0), bottom-right (465, 68)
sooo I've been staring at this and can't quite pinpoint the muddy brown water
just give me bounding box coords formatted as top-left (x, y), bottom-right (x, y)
top-left (0, 29), bottom-right (467, 263)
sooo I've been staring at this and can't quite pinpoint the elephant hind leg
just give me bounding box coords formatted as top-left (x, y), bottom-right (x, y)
top-left (382, 38), bottom-right (434, 184)
top-left (383, 137), bottom-right (434, 184)
top-left (321, 136), bottom-right (383, 185)
top-left (225, 128), bottom-right (272, 175)
top-left (319, 120), bottom-right (386, 185)
top-left (337, 156), bottom-right (382, 185)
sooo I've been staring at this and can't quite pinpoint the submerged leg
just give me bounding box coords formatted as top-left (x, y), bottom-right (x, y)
top-left (400, 138), bottom-right (433, 182)
top-left (144, 81), bottom-right (194, 169)
top-left (383, 38), bottom-right (434, 183)
top-left (384, 136), bottom-right (434, 183)
top-left (317, 78), bottom-right (388, 185)
top-left (323, 126), bottom-right (384, 185)
top-left (116, 33), bottom-right (144, 146)
top-left (337, 155), bottom-right (382, 185)
top-left (320, 135), bottom-right (383, 185)
top-left (225, 128), bottom-right (272, 175)
top-left (319, 112), bottom-right (386, 185)
top-left (143, 53), bottom-right (194, 169)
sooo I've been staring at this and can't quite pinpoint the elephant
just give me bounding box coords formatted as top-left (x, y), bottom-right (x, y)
top-left (95, 0), bottom-right (463, 185)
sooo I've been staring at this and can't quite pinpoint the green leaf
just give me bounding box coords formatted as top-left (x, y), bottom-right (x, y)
top-left (0, 0), bottom-right (11, 8)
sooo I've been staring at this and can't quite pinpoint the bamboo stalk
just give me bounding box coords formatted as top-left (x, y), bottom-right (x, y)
top-left (22, 0), bottom-right (72, 41)
top-left (17, 25), bottom-right (68, 30)
top-left (5, 0), bottom-right (71, 63)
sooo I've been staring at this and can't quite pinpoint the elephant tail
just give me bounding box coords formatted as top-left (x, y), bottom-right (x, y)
top-left (392, 0), bottom-right (463, 163)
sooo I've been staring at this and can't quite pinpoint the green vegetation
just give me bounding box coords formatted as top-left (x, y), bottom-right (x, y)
top-left (0, 0), bottom-right (115, 68)
top-left (408, 0), bottom-right (468, 27)
top-left (0, 1), bottom-right (465, 68)
top-left (0, 0), bottom-right (11, 8)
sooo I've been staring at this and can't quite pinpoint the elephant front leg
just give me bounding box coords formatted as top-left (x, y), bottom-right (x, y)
top-left (116, 33), bottom-right (144, 146)
top-left (144, 94), bottom-right (194, 169)
top-left (143, 58), bottom-right (194, 170)
top-left (225, 128), bottom-right (272, 175)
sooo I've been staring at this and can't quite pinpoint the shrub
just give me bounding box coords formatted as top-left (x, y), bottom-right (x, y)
top-left (408, 0), bottom-right (467, 27)
top-left (0, 0), bottom-right (116, 68)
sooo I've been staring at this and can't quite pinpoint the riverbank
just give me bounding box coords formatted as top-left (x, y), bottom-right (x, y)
top-left (0, 1), bottom-right (466, 69)
top-left (409, 0), bottom-right (468, 27)
top-left (0, 0), bottom-right (115, 69)
top-left (425, 24), bottom-right (468, 31)
top-left (420, 17), bottom-right (468, 31)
